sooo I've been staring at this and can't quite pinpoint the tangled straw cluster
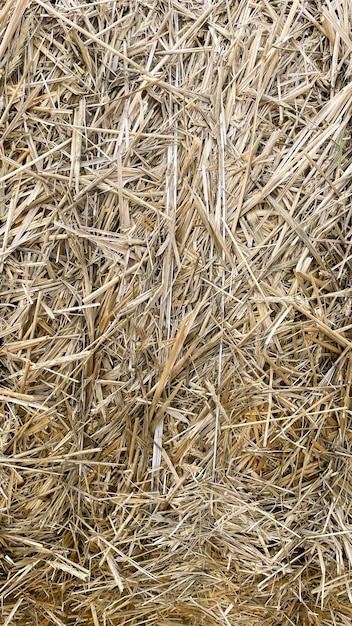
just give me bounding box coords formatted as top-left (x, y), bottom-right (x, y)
top-left (1, 1), bottom-right (352, 624)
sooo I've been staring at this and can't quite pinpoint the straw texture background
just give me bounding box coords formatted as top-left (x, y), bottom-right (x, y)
top-left (1, 1), bottom-right (352, 625)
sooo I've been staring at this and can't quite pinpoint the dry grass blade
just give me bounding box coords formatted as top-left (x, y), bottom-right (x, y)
top-left (1, 1), bottom-right (352, 625)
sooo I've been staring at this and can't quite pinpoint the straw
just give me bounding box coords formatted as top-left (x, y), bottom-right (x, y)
top-left (1, 1), bottom-right (352, 625)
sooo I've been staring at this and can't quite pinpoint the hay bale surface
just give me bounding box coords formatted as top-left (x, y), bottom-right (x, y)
top-left (1, 1), bottom-right (352, 625)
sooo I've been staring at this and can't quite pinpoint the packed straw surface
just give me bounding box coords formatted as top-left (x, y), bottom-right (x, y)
top-left (1, 0), bottom-right (352, 624)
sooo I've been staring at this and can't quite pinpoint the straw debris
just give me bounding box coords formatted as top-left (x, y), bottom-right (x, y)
top-left (1, 0), bottom-right (352, 624)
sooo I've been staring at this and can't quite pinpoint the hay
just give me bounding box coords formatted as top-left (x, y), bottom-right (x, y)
top-left (1, 0), bottom-right (352, 624)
